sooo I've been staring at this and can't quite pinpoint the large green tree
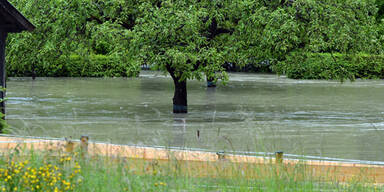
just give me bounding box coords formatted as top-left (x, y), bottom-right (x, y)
top-left (131, 0), bottom-right (236, 113)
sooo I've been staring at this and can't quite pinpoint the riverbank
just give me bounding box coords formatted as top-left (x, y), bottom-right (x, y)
top-left (0, 135), bottom-right (383, 191)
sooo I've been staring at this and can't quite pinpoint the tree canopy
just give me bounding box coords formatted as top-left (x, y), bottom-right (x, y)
top-left (6, 0), bottom-right (135, 76)
top-left (131, 1), bottom-right (236, 83)
top-left (7, 0), bottom-right (383, 76)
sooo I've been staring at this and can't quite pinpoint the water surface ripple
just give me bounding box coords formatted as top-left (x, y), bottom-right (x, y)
top-left (6, 72), bottom-right (384, 161)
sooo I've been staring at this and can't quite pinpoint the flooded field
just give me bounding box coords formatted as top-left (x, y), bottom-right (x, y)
top-left (6, 72), bottom-right (384, 162)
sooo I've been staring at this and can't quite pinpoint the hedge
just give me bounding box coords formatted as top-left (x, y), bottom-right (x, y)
top-left (7, 55), bottom-right (140, 77)
top-left (274, 52), bottom-right (384, 80)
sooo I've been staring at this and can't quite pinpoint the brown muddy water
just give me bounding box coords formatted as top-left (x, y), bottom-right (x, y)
top-left (6, 71), bottom-right (384, 162)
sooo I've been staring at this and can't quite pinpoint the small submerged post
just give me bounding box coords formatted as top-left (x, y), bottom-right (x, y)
top-left (216, 151), bottom-right (226, 160)
top-left (206, 77), bottom-right (216, 88)
top-left (275, 151), bottom-right (283, 164)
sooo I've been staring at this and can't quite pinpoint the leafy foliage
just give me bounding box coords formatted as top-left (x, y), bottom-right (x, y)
top-left (6, 0), bottom-right (138, 77)
top-left (376, 0), bottom-right (384, 20)
top-left (4, 0), bottom-right (384, 82)
top-left (131, 0), bottom-right (237, 83)
top-left (234, 0), bottom-right (380, 67)
top-left (276, 52), bottom-right (384, 80)
top-left (8, 55), bottom-right (139, 77)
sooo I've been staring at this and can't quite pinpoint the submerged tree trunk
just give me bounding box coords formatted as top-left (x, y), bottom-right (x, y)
top-left (166, 66), bottom-right (188, 113)
top-left (172, 78), bottom-right (187, 113)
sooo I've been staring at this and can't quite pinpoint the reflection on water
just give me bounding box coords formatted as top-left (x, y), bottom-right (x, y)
top-left (5, 72), bottom-right (384, 161)
top-left (171, 114), bottom-right (187, 148)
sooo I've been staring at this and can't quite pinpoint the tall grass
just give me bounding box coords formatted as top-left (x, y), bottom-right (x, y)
top-left (0, 147), bottom-right (381, 192)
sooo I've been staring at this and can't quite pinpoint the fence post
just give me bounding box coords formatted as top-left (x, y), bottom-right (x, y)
top-left (275, 151), bottom-right (283, 164)
top-left (80, 135), bottom-right (89, 157)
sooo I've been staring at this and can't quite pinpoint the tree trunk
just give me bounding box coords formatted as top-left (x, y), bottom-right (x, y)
top-left (166, 65), bottom-right (188, 113)
top-left (0, 31), bottom-right (7, 120)
top-left (172, 77), bottom-right (188, 113)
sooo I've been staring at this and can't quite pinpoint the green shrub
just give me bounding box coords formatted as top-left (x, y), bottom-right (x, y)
top-left (274, 52), bottom-right (384, 80)
top-left (7, 55), bottom-right (140, 78)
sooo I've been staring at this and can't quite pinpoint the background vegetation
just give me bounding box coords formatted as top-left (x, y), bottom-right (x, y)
top-left (5, 0), bottom-right (384, 80)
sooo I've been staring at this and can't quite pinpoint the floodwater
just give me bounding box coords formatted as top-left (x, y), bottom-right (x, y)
top-left (6, 71), bottom-right (384, 162)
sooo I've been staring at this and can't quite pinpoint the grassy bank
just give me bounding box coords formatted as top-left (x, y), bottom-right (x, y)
top-left (0, 148), bottom-right (381, 192)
